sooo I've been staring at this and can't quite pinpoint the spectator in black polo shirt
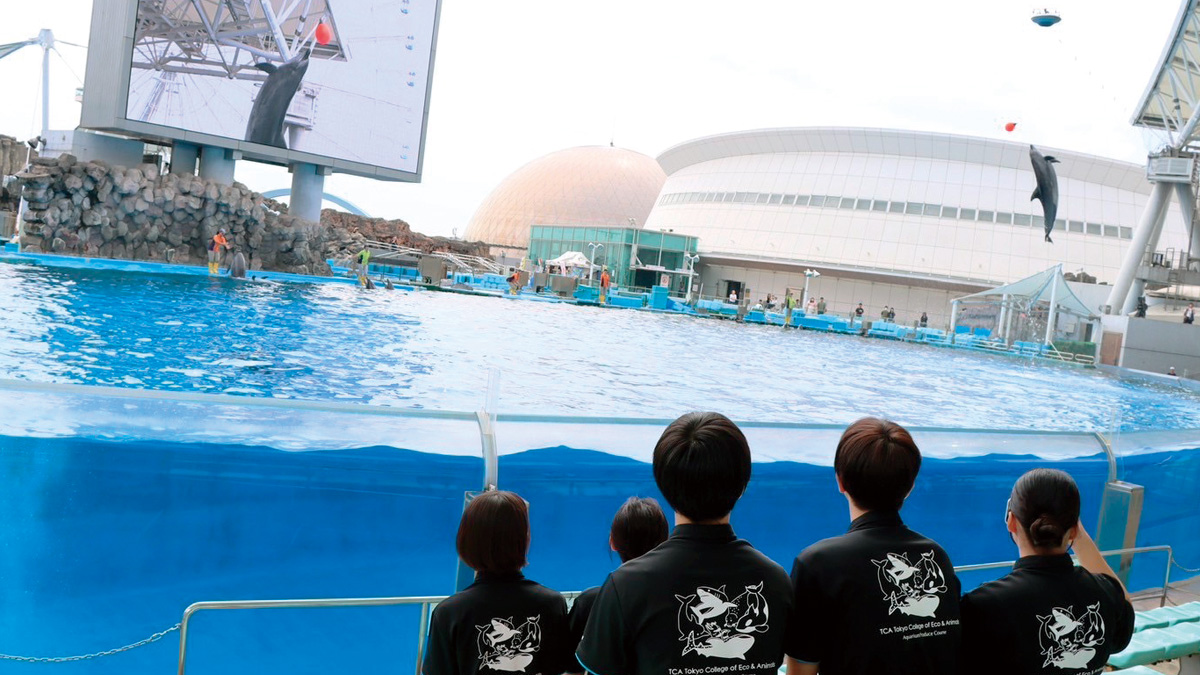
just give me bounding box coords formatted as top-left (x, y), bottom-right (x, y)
top-left (422, 490), bottom-right (572, 675)
top-left (960, 469), bottom-right (1134, 675)
top-left (567, 497), bottom-right (670, 674)
top-left (577, 412), bottom-right (793, 675)
top-left (784, 417), bottom-right (961, 675)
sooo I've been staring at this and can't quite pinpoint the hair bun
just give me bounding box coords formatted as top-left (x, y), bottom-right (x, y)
top-left (1029, 516), bottom-right (1066, 547)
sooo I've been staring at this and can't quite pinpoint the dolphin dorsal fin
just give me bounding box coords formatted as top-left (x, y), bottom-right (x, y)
top-left (1031, 186), bottom-right (1042, 201)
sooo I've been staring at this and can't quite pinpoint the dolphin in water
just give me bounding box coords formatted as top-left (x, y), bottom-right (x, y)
top-left (1030, 145), bottom-right (1061, 243)
top-left (230, 251), bottom-right (247, 279)
top-left (245, 53), bottom-right (310, 148)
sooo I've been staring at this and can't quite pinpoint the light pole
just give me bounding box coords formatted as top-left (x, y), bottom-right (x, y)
top-left (587, 242), bottom-right (604, 286)
top-left (803, 269), bottom-right (820, 307)
top-left (684, 253), bottom-right (700, 303)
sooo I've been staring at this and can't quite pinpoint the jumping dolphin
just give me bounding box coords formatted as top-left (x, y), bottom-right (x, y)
top-left (245, 53), bottom-right (310, 149)
top-left (230, 250), bottom-right (247, 279)
top-left (1030, 145), bottom-right (1061, 243)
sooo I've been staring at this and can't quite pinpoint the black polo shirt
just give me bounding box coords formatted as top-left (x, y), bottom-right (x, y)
top-left (960, 554), bottom-right (1134, 675)
top-left (567, 586), bottom-right (601, 673)
top-left (577, 523), bottom-right (792, 675)
top-left (784, 510), bottom-right (961, 675)
top-left (423, 572), bottom-right (571, 675)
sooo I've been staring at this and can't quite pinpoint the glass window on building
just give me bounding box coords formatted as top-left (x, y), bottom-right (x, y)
top-left (1120, 226), bottom-right (1133, 239)
top-left (941, 206), bottom-right (958, 218)
top-left (872, 200), bottom-right (888, 211)
top-left (960, 208), bottom-right (977, 220)
top-left (856, 199), bottom-right (871, 210)
top-left (734, 192), bottom-right (752, 203)
top-left (1032, 215), bottom-right (1045, 229)
top-left (890, 201), bottom-right (906, 213)
top-left (840, 197), bottom-right (856, 209)
top-left (1104, 225), bottom-right (1118, 238)
top-left (810, 195), bottom-right (826, 207)
top-left (756, 193), bottom-right (770, 204)
top-left (796, 195), bottom-right (811, 206)
top-left (1068, 221), bottom-right (1083, 233)
top-left (640, 231), bottom-right (663, 248)
top-left (768, 193), bottom-right (782, 204)
top-left (995, 212), bottom-right (1012, 224)
top-left (905, 202), bottom-right (923, 215)
top-left (1012, 213), bottom-right (1030, 226)
top-left (1086, 222), bottom-right (1101, 235)
top-left (922, 203), bottom-right (940, 216)
top-left (782, 194), bottom-right (796, 205)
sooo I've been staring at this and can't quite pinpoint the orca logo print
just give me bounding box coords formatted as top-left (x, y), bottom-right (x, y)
top-left (1037, 604), bottom-right (1106, 670)
top-left (872, 551), bottom-right (948, 618)
top-left (475, 615), bottom-right (542, 672)
top-left (675, 582), bottom-right (770, 660)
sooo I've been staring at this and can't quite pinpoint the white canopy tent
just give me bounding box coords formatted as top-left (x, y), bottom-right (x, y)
top-left (545, 251), bottom-right (593, 268)
top-left (950, 265), bottom-right (1099, 346)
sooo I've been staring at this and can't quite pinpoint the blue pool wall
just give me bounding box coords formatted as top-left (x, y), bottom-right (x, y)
top-left (1, 427), bottom-right (1197, 675)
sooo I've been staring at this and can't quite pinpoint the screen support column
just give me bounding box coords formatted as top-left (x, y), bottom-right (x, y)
top-left (197, 146), bottom-right (237, 185)
top-left (170, 142), bottom-right (198, 176)
top-left (289, 163), bottom-right (329, 223)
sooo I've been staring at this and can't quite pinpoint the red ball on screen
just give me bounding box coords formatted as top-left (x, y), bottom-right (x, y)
top-left (316, 23), bottom-right (332, 45)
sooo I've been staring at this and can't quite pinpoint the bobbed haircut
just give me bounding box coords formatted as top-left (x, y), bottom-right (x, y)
top-left (653, 412), bottom-right (751, 522)
top-left (834, 417), bottom-right (921, 512)
top-left (456, 490), bottom-right (529, 575)
top-left (1009, 468), bottom-right (1080, 549)
top-left (611, 497), bottom-right (670, 562)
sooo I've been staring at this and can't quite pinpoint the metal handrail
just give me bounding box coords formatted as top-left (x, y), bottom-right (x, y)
top-left (176, 546), bottom-right (1176, 675)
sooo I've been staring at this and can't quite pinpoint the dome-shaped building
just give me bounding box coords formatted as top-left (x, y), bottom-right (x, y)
top-left (465, 146), bottom-right (667, 250)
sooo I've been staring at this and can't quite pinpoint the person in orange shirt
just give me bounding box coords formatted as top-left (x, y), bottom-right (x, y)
top-left (599, 267), bottom-right (611, 304)
top-left (207, 229), bottom-right (228, 274)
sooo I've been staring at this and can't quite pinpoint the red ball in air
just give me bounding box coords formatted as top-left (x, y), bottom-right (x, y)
top-left (1004, 122), bottom-right (1017, 132)
top-left (315, 23), bottom-right (332, 46)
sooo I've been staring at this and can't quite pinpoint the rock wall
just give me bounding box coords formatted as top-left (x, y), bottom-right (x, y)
top-left (14, 153), bottom-right (492, 275)
top-left (0, 134), bottom-right (30, 178)
top-left (17, 155), bottom-right (332, 275)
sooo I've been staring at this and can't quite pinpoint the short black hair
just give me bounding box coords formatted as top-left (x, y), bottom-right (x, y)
top-left (1009, 468), bottom-right (1080, 549)
top-left (653, 412), bottom-right (751, 522)
top-left (456, 490), bottom-right (529, 574)
top-left (834, 417), bottom-right (921, 512)
top-left (611, 497), bottom-right (669, 562)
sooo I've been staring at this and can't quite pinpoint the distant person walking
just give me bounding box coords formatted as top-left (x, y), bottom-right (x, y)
top-left (1185, 303), bottom-right (1195, 324)
top-left (817, 297), bottom-right (826, 315)
top-left (600, 267), bottom-right (611, 304)
top-left (207, 229), bottom-right (228, 274)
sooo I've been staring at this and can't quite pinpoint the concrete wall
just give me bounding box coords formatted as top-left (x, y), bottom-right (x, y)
top-left (1120, 317), bottom-right (1200, 378)
top-left (697, 263), bottom-right (958, 328)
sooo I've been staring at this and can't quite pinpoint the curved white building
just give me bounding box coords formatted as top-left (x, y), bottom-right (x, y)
top-left (645, 127), bottom-right (1187, 324)
top-left (465, 145), bottom-right (667, 251)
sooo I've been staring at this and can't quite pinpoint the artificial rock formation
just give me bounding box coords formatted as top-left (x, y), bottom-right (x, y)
top-left (14, 154), bottom-right (487, 275)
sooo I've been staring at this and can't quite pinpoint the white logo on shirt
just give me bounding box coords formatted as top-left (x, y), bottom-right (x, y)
top-left (872, 551), bottom-right (948, 618)
top-left (674, 582), bottom-right (770, 659)
top-left (1037, 604), bottom-right (1106, 669)
top-left (475, 615), bottom-right (542, 672)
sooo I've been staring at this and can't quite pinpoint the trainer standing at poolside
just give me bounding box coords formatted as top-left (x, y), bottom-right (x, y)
top-left (207, 229), bottom-right (228, 274)
top-left (599, 267), bottom-right (611, 304)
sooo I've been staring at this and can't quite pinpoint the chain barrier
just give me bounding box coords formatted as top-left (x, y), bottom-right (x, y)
top-left (1172, 558), bottom-right (1200, 575)
top-left (0, 623), bottom-right (180, 663)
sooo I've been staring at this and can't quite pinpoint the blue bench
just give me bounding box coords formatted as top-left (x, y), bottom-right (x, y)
top-left (1110, 602), bottom-right (1200, 672)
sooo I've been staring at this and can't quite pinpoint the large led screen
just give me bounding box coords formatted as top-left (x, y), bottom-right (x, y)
top-left (125, 0), bottom-right (437, 176)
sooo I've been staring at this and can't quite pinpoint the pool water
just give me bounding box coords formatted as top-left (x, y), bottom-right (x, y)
top-left (1, 262), bottom-right (1199, 432)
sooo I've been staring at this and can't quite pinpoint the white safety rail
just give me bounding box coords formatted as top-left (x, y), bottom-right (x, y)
top-left (361, 238), bottom-right (503, 275)
top-left (174, 547), bottom-right (1178, 675)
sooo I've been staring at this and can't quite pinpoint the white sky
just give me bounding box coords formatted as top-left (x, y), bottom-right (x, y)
top-left (0, 0), bottom-right (1185, 238)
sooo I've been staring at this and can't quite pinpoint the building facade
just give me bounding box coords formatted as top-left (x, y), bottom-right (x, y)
top-left (527, 224), bottom-right (698, 291)
top-left (644, 127), bottom-right (1189, 326)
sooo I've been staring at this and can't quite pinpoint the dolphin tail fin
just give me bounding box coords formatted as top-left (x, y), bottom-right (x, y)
top-left (1031, 186), bottom-right (1041, 202)
top-left (1045, 233), bottom-right (1053, 243)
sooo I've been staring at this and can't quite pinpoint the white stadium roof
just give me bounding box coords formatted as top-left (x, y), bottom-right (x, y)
top-left (1132, 0), bottom-right (1200, 150)
top-left (656, 127), bottom-right (1149, 194)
